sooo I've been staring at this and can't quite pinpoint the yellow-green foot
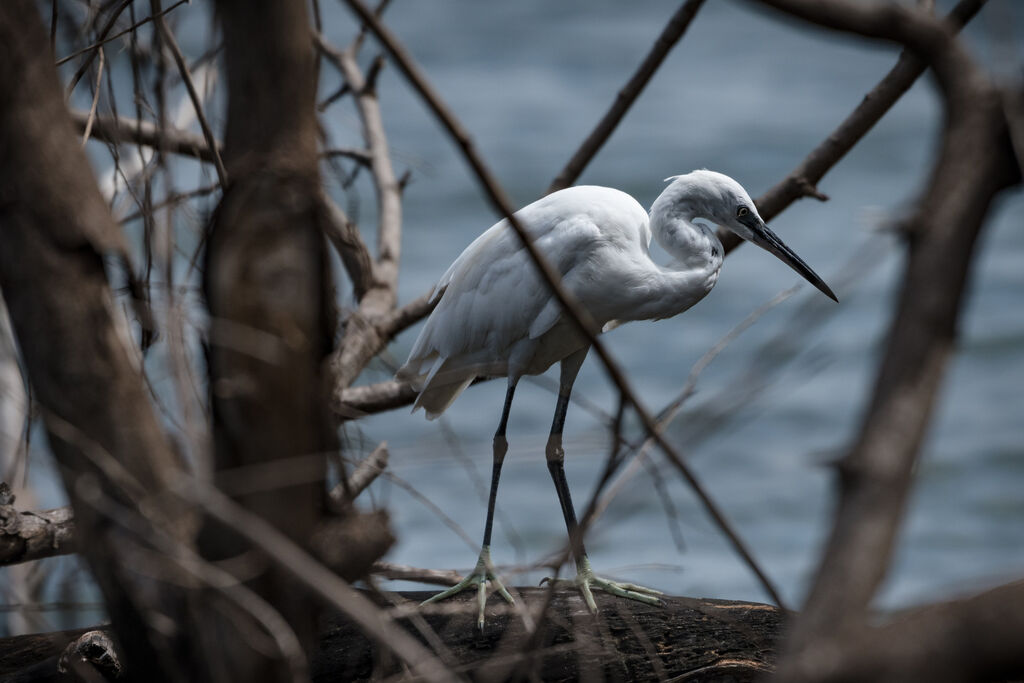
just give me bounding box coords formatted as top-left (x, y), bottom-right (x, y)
top-left (541, 556), bottom-right (663, 613)
top-left (420, 547), bottom-right (514, 630)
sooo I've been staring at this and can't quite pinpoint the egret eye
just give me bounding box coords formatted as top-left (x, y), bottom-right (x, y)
top-left (737, 206), bottom-right (749, 218)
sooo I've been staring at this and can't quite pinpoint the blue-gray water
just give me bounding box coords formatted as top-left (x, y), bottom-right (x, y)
top-left (8, 0), bottom-right (1024, 633)
top-left (339, 0), bottom-right (1024, 610)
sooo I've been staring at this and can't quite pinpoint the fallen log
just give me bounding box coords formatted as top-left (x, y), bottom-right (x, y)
top-left (0, 589), bottom-right (785, 682)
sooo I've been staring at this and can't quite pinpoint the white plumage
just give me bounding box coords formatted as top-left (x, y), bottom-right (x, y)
top-left (400, 170), bottom-right (835, 626)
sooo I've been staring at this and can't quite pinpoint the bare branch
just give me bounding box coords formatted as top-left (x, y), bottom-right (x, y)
top-left (719, 0), bottom-right (988, 252)
top-left (153, 12), bottom-right (228, 186)
top-left (548, 0), bottom-right (707, 193)
top-left (341, 0), bottom-right (787, 609)
top-left (71, 109), bottom-right (221, 164)
top-left (321, 197), bottom-right (375, 301)
top-left (315, 31), bottom-right (402, 306)
top-left (371, 561), bottom-right (462, 587)
top-left (334, 379), bottom-right (420, 419)
top-left (80, 47), bottom-right (105, 146)
top-left (329, 443), bottom-right (389, 502)
top-left (797, 580), bottom-right (1024, 683)
top-left (330, 291), bottom-right (438, 397)
top-left (64, 0), bottom-right (132, 96)
top-left (0, 486), bottom-right (75, 567)
top-left (177, 479), bottom-right (459, 683)
top-left (55, 0), bottom-right (190, 67)
top-left (740, 1), bottom-right (1021, 677)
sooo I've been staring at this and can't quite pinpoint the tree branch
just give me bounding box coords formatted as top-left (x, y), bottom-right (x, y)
top-left (153, 10), bottom-right (228, 185)
top-left (70, 109), bottom-right (221, 163)
top-left (719, 0), bottom-right (988, 253)
top-left (0, 485), bottom-right (75, 567)
top-left (548, 0), bottom-right (708, 193)
top-left (738, 1), bottom-right (1020, 678)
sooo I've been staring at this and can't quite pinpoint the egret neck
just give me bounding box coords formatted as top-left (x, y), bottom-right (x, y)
top-left (629, 189), bottom-right (725, 321)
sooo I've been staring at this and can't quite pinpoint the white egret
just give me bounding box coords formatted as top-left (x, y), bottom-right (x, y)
top-left (398, 170), bottom-right (836, 628)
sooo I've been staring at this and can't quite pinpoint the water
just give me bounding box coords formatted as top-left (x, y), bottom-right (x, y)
top-left (332, 0), bottom-right (1024, 610)
top-left (7, 0), bottom-right (1024, 633)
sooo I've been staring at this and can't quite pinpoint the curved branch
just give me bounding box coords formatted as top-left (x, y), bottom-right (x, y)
top-left (741, 1), bottom-right (1020, 678)
top-left (719, 0), bottom-right (988, 253)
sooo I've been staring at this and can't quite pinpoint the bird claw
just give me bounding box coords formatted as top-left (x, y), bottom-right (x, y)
top-left (420, 547), bottom-right (513, 630)
top-left (540, 559), bottom-right (663, 613)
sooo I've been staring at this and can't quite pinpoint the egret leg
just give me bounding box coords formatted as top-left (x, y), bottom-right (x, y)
top-left (421, 381), bottom-right (517, 630)
top-left (541, 350), bottom-right (664, 613)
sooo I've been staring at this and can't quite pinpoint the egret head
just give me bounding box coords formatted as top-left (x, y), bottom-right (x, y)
top-left (665, 170), bottom-right (837, 301)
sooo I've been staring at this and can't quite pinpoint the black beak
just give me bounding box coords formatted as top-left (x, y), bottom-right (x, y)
top-left (747, 218), bottom-right (837, 302)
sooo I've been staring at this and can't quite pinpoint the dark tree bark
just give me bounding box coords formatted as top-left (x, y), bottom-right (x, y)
top-left (0, 3), bottom-right (203, 680)
top-left (202, 0), bottom-right (375, 679)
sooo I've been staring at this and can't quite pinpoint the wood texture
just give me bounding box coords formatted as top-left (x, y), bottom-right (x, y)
top-left (0, 591), bottom-right (786, 682)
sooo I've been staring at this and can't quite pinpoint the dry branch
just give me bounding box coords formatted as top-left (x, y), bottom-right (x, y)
top-left (55, 0), bottom-right (190, 67)
top-left (721, 0), bottom-right (987, 253)
top-left (64, 0), bottom-right (133, 96)
top-left (334, 378), bottom-right (420, 419)
top-left (71, 109), bottom-right (221, 163)
top-left (153, 11), bottom-right (228, 185)
top-left (330, 443), bottom-right (389, 502)
top-left (315, 34), bottom-right (402, 304)
top-left (371, 561), bottom-right (462, 586)
top-left (548, 0), bottom-right (708, 193)
top-left (316, 28), bottom-right (410, 393)
top-left (739, 1), bottom-right (1021, 679)
top-left (321, 197), bottom-right (376, 307)
top-left (791, 580), bottom-right (1024, 683)
top-left (0, 485), bottom-right (74, 567)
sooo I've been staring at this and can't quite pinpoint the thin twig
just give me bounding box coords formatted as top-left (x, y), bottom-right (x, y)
top-left (548, 0), bottom-right (708, 193)
top-left (153, 14), bottom-right (228, 186)
top-left (341, 0), bottom-right (786, 608)
top-left (178, 478), bottom-right (460, 683)
top-left (64, 0), bottom-right (133, 96)
top-left (315, 32), bottom-right (401, 303)
top-left (371, 561), bottom-right (462, 587)
top-left (719, 0), bottom-right (989, 252)
top-left (71, 110), bottom-right (221, 163)
top-left (56, 0), bottom-right (190, 67)
top-left (322, 196), bottom-right (375, 300)
top-left (81, 47), bottom-right (105, 146)
top-left (330, 442), bottom-right (389, 502)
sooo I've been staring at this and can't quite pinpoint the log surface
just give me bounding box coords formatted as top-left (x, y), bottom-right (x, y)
top-left (0, 589), bottom-right (784, 682)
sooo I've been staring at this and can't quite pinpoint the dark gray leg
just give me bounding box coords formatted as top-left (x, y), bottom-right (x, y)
top-left (546, 391), bottom-right (588, 564)
top-left (483, 382), bottom-right (515, 547)
top-left (421, 381), bottom-right (517, 630)
top-left (544, 347), bottom-right (590, 564)
top-left (542, 348), bottom-right (663, 612)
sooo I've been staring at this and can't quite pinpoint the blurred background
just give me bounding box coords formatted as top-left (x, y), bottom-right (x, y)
top-left (3, 0), bottom-right (1023, 634)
